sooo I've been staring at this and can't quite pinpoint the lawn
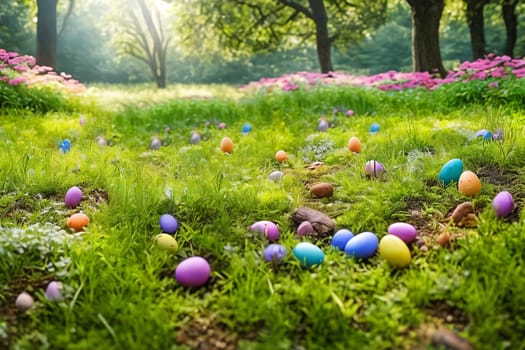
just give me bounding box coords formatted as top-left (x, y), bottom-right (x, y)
top-left (1, 53), bottom-right (525, 350)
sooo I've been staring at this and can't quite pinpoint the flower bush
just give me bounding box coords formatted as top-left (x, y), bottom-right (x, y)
top-left (0, 49), bottom-right (85, 112)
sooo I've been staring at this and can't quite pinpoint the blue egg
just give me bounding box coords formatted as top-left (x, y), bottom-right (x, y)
top-left (475, 129), bottom-right (489, 138)
top-left (59, 139), bottom-right (71, 153)
top-left (344, 232), bottom-right (378, 259)
top-left (370, 123), bottom-right (380, 134)
top-left (438, 158), bottom-right (463, 186)
top-left (483, 131), bottom-right (493, 141)
top-left (160, 214), bottom-right (179, 234)
top-left (331, 229), bottom-right (354, 251)
top-left (242, 123), bottom-right (253, 134)
top-left (293, 242), bottom-right (325, 267)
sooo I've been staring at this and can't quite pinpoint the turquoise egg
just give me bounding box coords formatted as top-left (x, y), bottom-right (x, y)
top-left (438, 158), bottom-right (463, 185)
top-left (344, 232), bottom-right (378, 259)
top-left (293, 242), bottom-right (325, 267)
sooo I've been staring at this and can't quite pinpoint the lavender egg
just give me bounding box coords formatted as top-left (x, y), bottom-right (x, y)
top-left (249, 220), bottom-right (280, 241)
top-left (387, 222), bottom-right (418, 243)
top-left (45, 281), bottom-right (63, 302)
top-left (264, 244), bottom-right (287, 263)
top-left (268, 170), bottom-right (284, 182)
top-left (344, 232), bottom-right (378, 259)
top-left (492, 191), bottom-right (514, 218)
top-left (175, 256), bottom-right (211, 287)
top-left (160, 214), bottom-right (179, 234)
top-left (365, 160), bottom-right (385, 177)
top-left (331, 229), bottom-right (354, 251)
top-left (297, 221), bottom-right (315, 236)
top-left (64, 186), bottom-right (82, 208)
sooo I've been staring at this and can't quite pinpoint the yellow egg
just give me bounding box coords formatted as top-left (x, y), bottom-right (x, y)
top-left (348, 136), bottom-right (361, 153)
top-left (458, 170), bottom-right (481, 196)
top-left (220, 137), bottom-right (234, 153)
top-left (154, 234), bottom-right (178, 253)
top-left (379, 234), bottom-right (411, 268)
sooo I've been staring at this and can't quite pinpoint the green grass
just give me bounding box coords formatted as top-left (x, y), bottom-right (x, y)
top-left (1, 84), bottom-right (525, 350)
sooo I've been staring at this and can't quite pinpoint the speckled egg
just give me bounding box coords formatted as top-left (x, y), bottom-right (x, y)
top-left (175, 256), bottom-right (211, 287)
top-left (344, 232), bottom-right (378, 259)
top-left (264, 244), bottom-right (287, 263)
top-left (293, 242), bottom-right (325, 267)
top-left (64, 186), bottom-right (82, 208)
top-left (387, 222), bottom-right (417, 243)
top-left (492, 191), bottom-right (514, 217)
top-left (365, 160), bottom-right (385, 177)
top-left (160, 214), bottom-right (179, 234)
top-left (348, 137), bottom-right (361, 153)
top-left (249, 220), bottom-right (280, 241)
top-left (67, 213), bottom-right (89, 232)
top-left (155, 234), bottom-right (178, 252)
top-left (438, 158), bottom-right (463, 185)
top-left (331, 229), bottom-right (354, 251)
top-left (458, 171), bottom-right (481, 196)
top-left (379, 234), bottom-right (411, 268)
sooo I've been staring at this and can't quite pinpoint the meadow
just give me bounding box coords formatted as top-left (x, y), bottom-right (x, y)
top-left (1, 51), bottom-right (525, 350)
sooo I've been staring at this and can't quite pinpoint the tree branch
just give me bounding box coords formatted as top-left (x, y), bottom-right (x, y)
top-left (276, 0), bottom-right (313, 19)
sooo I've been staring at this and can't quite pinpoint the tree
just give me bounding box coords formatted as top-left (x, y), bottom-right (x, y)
top-left (405, 0), bottom-right (446, 77)
top-left (464, 0), bottom-right (490, 59)
top-left (37, 0), bottom-right (57, 68)
top-left (115, 0), bottom-right (170, 88)
top-left (180, 0), bottom-right (388, 73)
top-left (502, 0), bottom-right (519, 56)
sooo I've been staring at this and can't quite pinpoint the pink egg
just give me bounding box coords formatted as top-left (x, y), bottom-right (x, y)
top-left (492, 191), bottom-right (514, 218)
top-left (387, 222), bottom-right (418, 243)
top-left (365, 160), bottom-right (385, 177)
top-left (297, 221), bottom-right (315, 236)
top-left (249, 220), bottom-right (280, 241)
top-left (64, 186), bottom-right (82, 208)
top-left (175, 256), bottom-right (211, 287)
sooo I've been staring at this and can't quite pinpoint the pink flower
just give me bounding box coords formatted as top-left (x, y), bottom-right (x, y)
top-left (345, 109), bottom-right (354, 116)
top-left (488, 81), bottom-right (499, 88)
top-left (9, 77), bottom-right (26, 85)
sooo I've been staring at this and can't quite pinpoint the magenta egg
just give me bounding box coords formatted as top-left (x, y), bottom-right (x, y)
top-left (297, 221), bottom-right (315, 236)
top-left (249, 220), bottom-right (280, 241)
top-left (64, 186), bottom-right (82, 208)
top-left (365, 160), bottom-right (385, 177)
top-left (175, 256), bottom-right (211, 287)
top-left (492, 191), bottom-right (514, 218)
top-left (387, 222), bottom-right (418, 243)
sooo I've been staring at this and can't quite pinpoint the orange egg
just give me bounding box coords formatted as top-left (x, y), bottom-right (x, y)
top-left (348, 136), bottom-right (361, 153)
top-left (458, 170), bottom-right (481, 196)
top-left (275, 150), bottom-right (288, 162)
top-left (220, 137), bottom-right (234, 153)
top-left (67, 213), bottom-right (90, 232)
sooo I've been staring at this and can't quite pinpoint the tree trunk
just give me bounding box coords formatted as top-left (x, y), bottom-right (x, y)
top-left (406, 0), bottom-right (446, 77)
top-left (37, 0), bottom-right (57, 69)
top-left (466, 0), bottom-right (489, 59)
top-left (502, 0), bottom-right (518, 57)
top-left (309, 0), bottom-right (333, 73)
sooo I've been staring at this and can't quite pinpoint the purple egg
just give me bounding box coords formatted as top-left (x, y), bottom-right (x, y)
top-left (387, 222), bottom-right (418, 243)
top-left (264, 244), bottom-right (287, 263)
top-left (492, 191), bottom-right (514, 218)
top-left (365, 160), bottom-right (385, 177)
top-left (331, 229), bottom-right (354, 251)
top-left (64, 186), bottom-right (82, 208)
top-left (175, 256), bottom-right (211, 287)
top-left (249, 220), bottom-right (280, 241)
top-left (45, 281), bottom-right (63, 302)
top-left (160, 214), bottom-right (179, 234)
top-left (344, 232), bottom-right (378, 259)
top-left (297, 221), bottom-right (314, 236)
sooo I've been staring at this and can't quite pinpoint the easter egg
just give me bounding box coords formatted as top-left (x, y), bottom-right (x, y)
top-left (370, 123), bottom-right (380, 134)
top-left (438, 158), bottom-right (463, 185)
top-left (175, 256), bottom-right (211, 287)
top-left (317, 119), bottom-right (328, 132)
top-left (268, 170), bottom-right (284, 182)
top-left (190, 132), bottom-right (201, 145)
top-left (297, 221), bottom-right (315, 236)
top-left (264, 244), bottom-right (286, 263)
top-left (293, 242), bottom-right (325, 267)
top-left (492, 129), bottom-right (504, 141)
top-left (159, 214), bottom-right (179, 234)
top-left (483, 131), bottom-right (493, 141)
top-left (218, 122), bottom-right (227, 129)
top-left (310, 182), bottom-right (334, 198)
top-left (348, 137), bottom-right (361, 153)
top-left (379, 234), bottom-right (411, 268)
top-left (458, 171), bottom-right (481, 196)
top-left (45, 281), bottom-right (63, 302)
top-left (96, 136), bottom-right (107, 146)
top-left (249, 220), bottom-right (280, 241)
top-left (346, 109), bottom-right (355, 117)
top-left (59, 139), bottom-right (71, 153)
top-left (15, 292), bottom-right (34, 312)
top-left (64, 186), bottom-right (82, 208)
top-left (275, 150), bottom-right (288, 162)
top-left (154, 234), bottom-right (178, 252)
top-left (150, 137), bottom-right (161, 150)
top-left (220, 137), bottom-right (234, 153)
top-left (475, 129), bottom-right (489, 138)
top-left (492, 191), bottom-right (514, 217)
top-left (344, 232), bottom-right (378, 259)
top-left (242, 123), bottom-right (253, 134)
top-left (365, 160), bottom-right (385, 177)
top-left (67, 213), bottom-right (89, 232)
top-left (387, 222), bottom-right (417, 243)
top-left (331, 229), bottom-right (354, 251)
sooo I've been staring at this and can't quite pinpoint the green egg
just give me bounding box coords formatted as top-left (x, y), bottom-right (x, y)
top-left (155, 233), bottom-right (178, 253)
